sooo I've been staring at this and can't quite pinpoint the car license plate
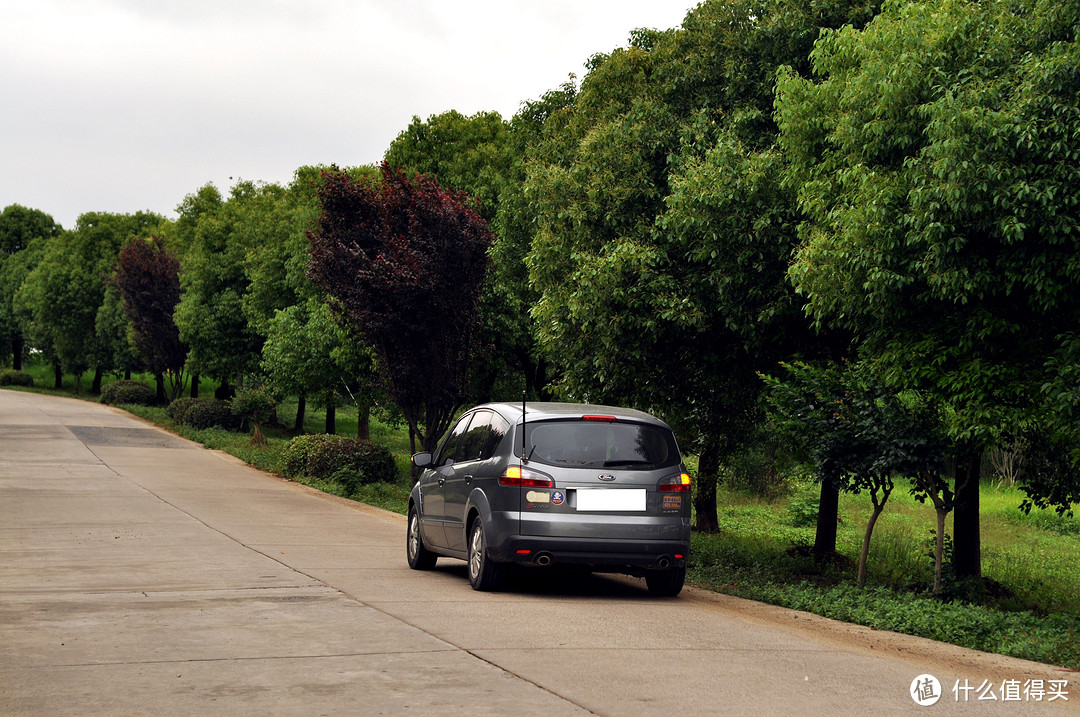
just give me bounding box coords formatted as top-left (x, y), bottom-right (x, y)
top-left (575, 488), bottom-right (646, 512)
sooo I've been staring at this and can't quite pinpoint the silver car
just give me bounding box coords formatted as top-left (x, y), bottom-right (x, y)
top-left (407, 402), bottom-right (691, 595)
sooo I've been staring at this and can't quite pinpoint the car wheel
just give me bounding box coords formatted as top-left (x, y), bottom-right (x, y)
top-left (645, 565), bottom-right (686, 597)
top-left (467, 519), bottom-right (503, 591)
top-left (407, 505), bottom-right (437, 570)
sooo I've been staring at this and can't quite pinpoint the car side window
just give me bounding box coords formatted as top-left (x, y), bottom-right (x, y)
top-left (481, 413), bottom-right (510, 460)
top-left (435, 414), bottom-right (473, 466)
top-left (456, 410), bottom-right (492, 463)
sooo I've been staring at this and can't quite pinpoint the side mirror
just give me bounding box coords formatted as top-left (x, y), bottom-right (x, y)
top-left (412, 451), bottom-right (433, 469)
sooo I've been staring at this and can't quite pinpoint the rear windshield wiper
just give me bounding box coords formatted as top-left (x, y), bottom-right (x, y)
top-left (603, 459), bottom-right (655, 469)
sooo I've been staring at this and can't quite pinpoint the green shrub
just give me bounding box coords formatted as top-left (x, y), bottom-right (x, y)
top-left (166, 397), bottom-right (201, 424)
top-left (280, 434), bottom-right (334, 477)
top-left (229, 386), bottom-right (277, 430)
top-left (181, 399), bottom-right (235, 430)
top-left (0, 369), bottom-right (34, 387)
top-left (280, 433), bottom-right (400, 490)
top-left (787, 494), bottom-right (820, 528)
top-left (100, 380), bottom-right (156, 406)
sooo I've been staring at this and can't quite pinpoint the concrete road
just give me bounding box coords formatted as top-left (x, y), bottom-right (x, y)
top-left (1, 390), bottom-right (1075, 716)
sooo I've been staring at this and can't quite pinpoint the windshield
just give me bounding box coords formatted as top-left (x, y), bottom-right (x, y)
top-left (518, 419), bottom-right (680, 470)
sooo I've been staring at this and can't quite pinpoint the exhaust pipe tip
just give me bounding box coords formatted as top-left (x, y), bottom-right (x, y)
top-left (535, 552), bottom-right (554, 567)
top-left (657, 556), bottom-right (671, 569)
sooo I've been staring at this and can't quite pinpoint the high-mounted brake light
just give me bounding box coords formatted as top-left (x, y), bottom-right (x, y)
top-left (657, 472), bottom-right (692, 492)
top-left (500, 465), bottom-right (555, 488)
top-left (582, 415), bottom-right (617, 422)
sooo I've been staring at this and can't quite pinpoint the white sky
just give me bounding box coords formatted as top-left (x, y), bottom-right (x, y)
top-left (1, 0), bottom-right (697, 229)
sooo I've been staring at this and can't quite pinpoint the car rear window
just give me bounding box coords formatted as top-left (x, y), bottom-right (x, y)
top-left (519, 419), bottom-right (680, 470)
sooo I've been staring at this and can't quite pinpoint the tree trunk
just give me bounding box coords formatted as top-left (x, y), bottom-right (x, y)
top-left (813, 479), bottom-right (840, 561)
top-left (857, 486), bottom-right (891, 586)
top-left (693, 434), bottom-right (722, 533)
top-left (190, 374), bottom-right (199, 399)
top-left (933, 506), bottom-right (948, 596)
top-left (953, 454), bottom-right (982, 582)
top-left (324, 392), bottom-right (336, 435)
top-left (293, 394), bottom-right (307, 432)
top-left (12, 333), bottom-right (24, 370)
top-left (154, 372), bottom-right (166, 404)
top-left (53, 362), bottom-right (62, 389)
top-left (90, 368), bottom-right (103, 395)
top-left (356, 396), bottom-right (371, 440)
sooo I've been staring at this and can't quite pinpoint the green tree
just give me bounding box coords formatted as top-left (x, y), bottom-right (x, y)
top-left (487, 82), bottom-right (578, 401)
top-left (240, 165), bottom-right (379, 429)
top-left (524, 0), bottom-right (878, 531)
top-left (261, 298), bottom-right (375, 436)
top-left (0, 204), bottom-right (61, 256)
top-left (1, 238), bottom-right (49, 373)
top-left (764, 361), bottom-right (952, 590)
top-left (95, 284), bottom-right (142, 381)
top-left (383, 110), bottom-right (511, 222)
top-left (14, 212), bottom-right (165, 392)
top-left (0, 205), bottom-right (62, 368)
top-left (776, 0), bottom-right (1080, 580)
top-left (173, 182), bottom-right (269, 390)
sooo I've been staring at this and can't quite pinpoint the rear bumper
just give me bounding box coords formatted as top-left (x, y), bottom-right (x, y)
top-left (489, 534), bottom-right (689, 571)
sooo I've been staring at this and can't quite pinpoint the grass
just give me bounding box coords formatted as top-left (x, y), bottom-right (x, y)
top-left (688, 477), bottom-right (1080, 669)
top-left (5, 362), bottom-right (1079, 668)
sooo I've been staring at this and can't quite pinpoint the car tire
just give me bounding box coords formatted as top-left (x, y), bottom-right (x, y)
top-left (407, 505), bottom-right (437, 570)
top-left (467, 519), bottom-right (503, 591)
top-left (645, 565), bottom-right (686, 597)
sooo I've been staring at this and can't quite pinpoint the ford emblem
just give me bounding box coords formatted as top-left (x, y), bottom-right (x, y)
top-left (598, 474), bottom-right (616, 482)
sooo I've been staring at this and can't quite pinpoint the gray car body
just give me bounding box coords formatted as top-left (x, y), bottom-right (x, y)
top-left (408, 402), bottom-right (691, 578)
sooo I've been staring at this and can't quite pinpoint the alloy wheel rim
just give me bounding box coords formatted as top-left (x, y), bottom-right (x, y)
top-left (408, 515), bottom-right (419, 559)
top-left (469, 526), bottom-right (482, 578)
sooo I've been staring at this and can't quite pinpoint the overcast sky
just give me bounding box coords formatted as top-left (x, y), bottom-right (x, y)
top-left (2, 0), bottom-right (697, 230)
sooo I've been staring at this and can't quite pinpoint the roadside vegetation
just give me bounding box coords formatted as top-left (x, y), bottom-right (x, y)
top-left (5, 363), bottom-right (1078, 669)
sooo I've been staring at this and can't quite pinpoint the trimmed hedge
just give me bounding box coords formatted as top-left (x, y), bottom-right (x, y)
top-left (0, 370), bottom-right (34, 387)
top-left (280, 434), bottom-right (400, 492)
top-left (165, 397), bottom-right (201, 424)
top-left (100, 380), bottom-right (156, 406)
top-left (180, 399), bottom-right (235, 430)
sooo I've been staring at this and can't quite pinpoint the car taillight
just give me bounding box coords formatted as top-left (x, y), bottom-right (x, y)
top-left (657, 472), bottom-right (691, 492)
top-left (582, 415), bottom-right (617, 422)
top-left (500, 465), bottom-right (555, 488)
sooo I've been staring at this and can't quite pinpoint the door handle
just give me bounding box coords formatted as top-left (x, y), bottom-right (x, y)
top-left (464, 475), bottom-right (473, 485)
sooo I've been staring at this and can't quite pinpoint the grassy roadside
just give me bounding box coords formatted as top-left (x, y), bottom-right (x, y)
top-left (689, 480), bottom-right (1080, 669)
top-left (3, 368), bottom-right (1078, 669)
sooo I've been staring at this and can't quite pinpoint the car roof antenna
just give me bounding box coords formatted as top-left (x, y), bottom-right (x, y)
top-left (521, 389), bottom-right (528, 464)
